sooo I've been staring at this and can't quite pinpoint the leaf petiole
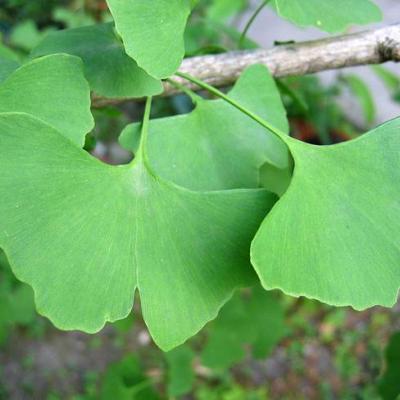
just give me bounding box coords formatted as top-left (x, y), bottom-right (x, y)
top-left (175, 71), bottom-right (287, 141)
top-left (166, 78), bottom-right (203, 104)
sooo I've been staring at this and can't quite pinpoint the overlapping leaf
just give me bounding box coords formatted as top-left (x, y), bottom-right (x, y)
top-left (271, 0), bottom-right (381, 33)
top-left (0, 112), bottom-right (275, 350)
top-left (31, 24), bottom-right (163, 99)
top-left (120, 64), bottom-right (290, 192)
top-left (0, 54), bottom-right (93, 146)
top-left (251, 118), bottom-right (400, 309)
top-left (106, 0), bottom-right (192, 79)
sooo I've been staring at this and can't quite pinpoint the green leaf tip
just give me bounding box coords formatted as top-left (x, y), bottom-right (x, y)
top-left (106, 0), bottom-right (192, 79)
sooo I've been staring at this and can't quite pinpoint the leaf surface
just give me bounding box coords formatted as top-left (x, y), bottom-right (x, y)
top-left (106, 0), bottom-right (192, 79)
top-left (252, 118), bottom-right (400, 309)
top-left (271, 0), bottom-right (381, 33)
top-left (0, 112), bottom-right (275, 350)
top-left (120, 65), bottom-right (290, 191)
top-left (31, 24), bottom-right (163, 99)
top-left (0, 54), bottom-right (93, 146)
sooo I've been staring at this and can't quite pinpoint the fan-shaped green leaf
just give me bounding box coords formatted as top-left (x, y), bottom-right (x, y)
top-left (0, 112), bottom-right (275, 350)
top-left (0, 54), bottom-right (93, 146)
top-left (31, 24), bottom-right (163, 99)
top-left (120, 65), bottom-right (290, 192)
top-left (271, 0), bottom-right (381, 33)
top-left (106, 0), bottom-right (192, 79)
top-left (252, 118), bottom-right (400, 309)
top-left (201, 286), bottom-right (286, 369)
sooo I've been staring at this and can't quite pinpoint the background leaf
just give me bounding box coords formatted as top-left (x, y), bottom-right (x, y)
top-left (271, 0), bottom-right (382, 33)
top-left (378, 331), bottom-right (400, 400)
top-left (31, 24), bottom-right (163, 99)
top-left (202, 286), bottom-right (286, 369)
top-left (165, 344), bottom-right (195, 397)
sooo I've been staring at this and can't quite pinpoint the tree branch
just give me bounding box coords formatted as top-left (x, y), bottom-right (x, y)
top-left (92, 23), bottom-right (400, 107)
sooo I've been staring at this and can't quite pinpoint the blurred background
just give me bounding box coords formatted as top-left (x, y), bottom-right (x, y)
top-left (0, 1), bottom-right (400, 399)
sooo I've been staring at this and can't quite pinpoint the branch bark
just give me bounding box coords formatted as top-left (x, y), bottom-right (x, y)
top-left (93, 23), bottom-right (400, 107)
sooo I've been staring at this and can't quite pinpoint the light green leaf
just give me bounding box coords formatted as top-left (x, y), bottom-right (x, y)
top-left (378, 331), bottom-right (400, 400)
top-left (0, 112), bottom-right (275, 350)
top-left (120, 64), bottom-right (290, 191)
top-left (0, 54), bottom-right (93, 147)
top-left (271, 0), bottom-right (382, 33)
top-left (165, 344), bottom-right (195, 397)
top-left (31, 24), bottom-right (163, 99)
top-left (251, 118), bottom-right (400, 310)
top-left (106, 0), bottom-right (192, 79)
top-left (201, 286), bottom-right (286, 369)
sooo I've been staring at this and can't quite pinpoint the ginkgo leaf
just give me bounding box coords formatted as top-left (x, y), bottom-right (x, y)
top-left (201, 286), bottom-right (286, 369)
top-left (31, 24), bottom-right (163, 99)
top-left (120, 65), bottom-right (290, 191)
top-left (0, 54), bottom-right (93, 146)
top-left (251, 117), bottom-right (400, 310)
top-left (106, 0), bottom-right (192, 79)
top-left (271, 0), bottom-right (381, 33)
top-left (0, 112), bottom-right (275, 351)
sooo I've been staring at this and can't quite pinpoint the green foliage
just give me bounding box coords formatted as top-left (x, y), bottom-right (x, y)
top-left (0, 251), bottom-right (36, 345)
top-left (0, 0), bottom-right (398, 370)
top-left (0, 109), bottom-right (275, 350)
top-left (379, 332), bottom-right (400, 400)
top-left (120, 65), bottom-right (290, 192)
top-left (271, 0), bottom-right (382, 33)
top-left (251, 118), bottom-right (400, 310)
top-left (0, 54), bottom-right (93, 146)
top-left (106, 0), bottom-right (192, 79)
top-left (202, 286), bottom-right (286, 369)
top-left (165, 344), bottom-right (195, 397)
top-left (31, 24), bottom-right (163, 99)
top-left (99, 355), bottom-right (159, 400)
